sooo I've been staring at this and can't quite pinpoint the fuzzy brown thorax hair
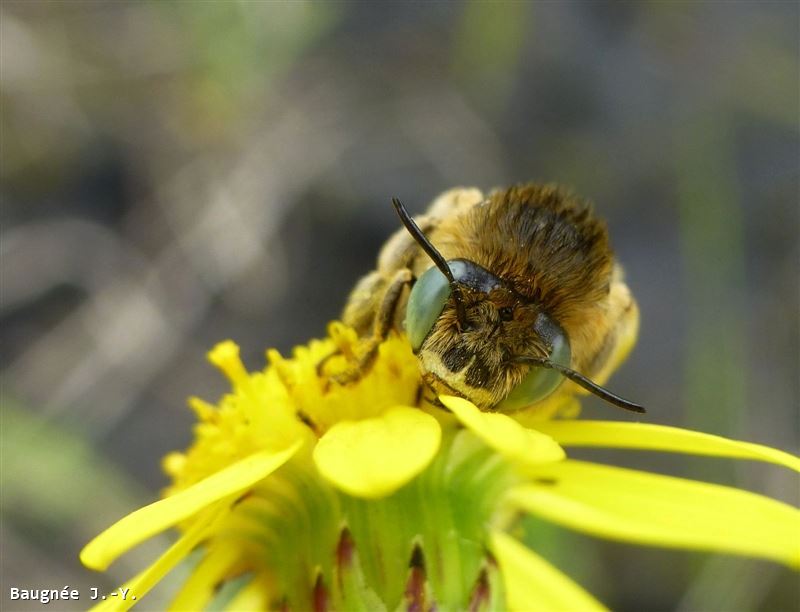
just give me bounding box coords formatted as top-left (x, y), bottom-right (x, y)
top-left (432, 184), bottom-right (614, 330)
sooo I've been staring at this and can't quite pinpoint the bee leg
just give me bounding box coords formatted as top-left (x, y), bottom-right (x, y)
top-left (332, 268), bottom-right (413, 385)
top-left (342, 271), bottom-right (386, 337)
top-left (372, 268), bottom-right (414, 340)
top-left (315, 350), bottom-right (340, 376)
top-left (316, 332), bottom-right (360, 376)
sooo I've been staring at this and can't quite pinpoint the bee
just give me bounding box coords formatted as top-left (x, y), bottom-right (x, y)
top-left (339, 183), bottom-right (643, 413)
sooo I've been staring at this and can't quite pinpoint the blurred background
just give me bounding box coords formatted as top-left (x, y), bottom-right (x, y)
top-left (1, 2), bottom-right (797, 610)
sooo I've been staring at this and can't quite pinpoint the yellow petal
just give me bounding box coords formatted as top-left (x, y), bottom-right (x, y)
top-left (534, 421), bottom-right (800, 473)
top-left (509, 460), bottom-right (800, 568)
top-left (223, 572), bottom-right (271, 611)
top-left (169, 545), bottom-right (243, 611)
top-left (208, 340), bottom-right (249, 387)
top-left (313, 407), bottom-right (440, 498)
top-left (81, 443), bottom-right (300, 570)
top-left (490, 531), bottom-right (607, 612)
top-left (440, 395), bottom-right (565, 468)
top-left (88, 503), bottom-right (228, 612)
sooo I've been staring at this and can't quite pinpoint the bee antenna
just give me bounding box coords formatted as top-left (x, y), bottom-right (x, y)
top-left (515, 356), bottom-right (646, 414)
top-left (391, 197), bottom-right (469, 329)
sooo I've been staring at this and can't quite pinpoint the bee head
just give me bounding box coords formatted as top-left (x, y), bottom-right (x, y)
top-left (405, 258), bottom-right (570, 410)
top-left (393, 197), bottom-right (645, 414)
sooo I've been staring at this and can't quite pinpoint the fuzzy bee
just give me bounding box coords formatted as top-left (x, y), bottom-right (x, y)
top-left (339, 184), bottom-right (643, 413)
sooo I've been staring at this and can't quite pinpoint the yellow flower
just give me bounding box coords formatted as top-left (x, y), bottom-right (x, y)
top-left (81, 323), bottom-right (800, 611)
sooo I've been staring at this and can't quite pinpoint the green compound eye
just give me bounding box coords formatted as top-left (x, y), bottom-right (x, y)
top-left (405, 265), bottom-right (452, 352)
top-left (405, 259), bottom-right (501, 352)
top-left (497, 315), bottom-right (572, 412)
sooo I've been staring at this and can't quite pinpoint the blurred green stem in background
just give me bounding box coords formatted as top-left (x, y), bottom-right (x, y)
top-left (675, 112), bottom-right (754, 610)
top-left (452, 0), bottom-right (529, 111)
top-left (156, 1), bottom-right (341, 135)
top-left (1, 400), bottom-right (173, 603)
top-left (2, 400), bottom-right (143, 538)
top-left (675, 111), bottom-right (747, 447)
